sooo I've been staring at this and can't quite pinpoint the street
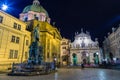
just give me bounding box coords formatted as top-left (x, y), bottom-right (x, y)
top-left (0, 68), bottom-right (120, 80)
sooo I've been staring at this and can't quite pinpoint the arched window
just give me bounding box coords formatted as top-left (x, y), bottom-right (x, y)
top-left (24, 17), bottom-right (28, 22)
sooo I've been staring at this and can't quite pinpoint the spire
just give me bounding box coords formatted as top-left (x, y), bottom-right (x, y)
top-left (86, 31), bottom-right (90, 35)
top-left (81, 28), bottom-right (83, 33)
top-left (33, 0), bottom-right (40, 5)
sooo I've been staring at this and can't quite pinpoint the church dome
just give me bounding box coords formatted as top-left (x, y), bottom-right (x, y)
top-left (22, 0), bottom-right (49, 17)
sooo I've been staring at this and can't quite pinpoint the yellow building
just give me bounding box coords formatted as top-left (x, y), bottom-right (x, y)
top-left (0, 10), bottom-right (31, 71)
top-left (60, 38), bottom-right (71, 66)
top-left (20, 0), bottom-right (62, 63)
top-left (0, 0), bottom-right (62, 71)
top-left (26, 20), bottom-right (62, 63)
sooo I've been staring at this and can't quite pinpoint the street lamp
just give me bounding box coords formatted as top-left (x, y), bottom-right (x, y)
top-left (96, 52), bottom-right (99, 55)
top-left (53, 56), bottom-right (57, 70)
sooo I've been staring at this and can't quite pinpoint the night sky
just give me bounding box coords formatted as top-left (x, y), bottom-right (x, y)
top-left (1, 0), bottom-right (120, 46)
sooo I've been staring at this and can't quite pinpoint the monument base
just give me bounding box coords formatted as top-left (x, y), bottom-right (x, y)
top-left (8, 62), bottom-right (57, 76)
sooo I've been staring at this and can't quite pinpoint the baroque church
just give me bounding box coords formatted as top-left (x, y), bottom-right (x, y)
top-left (70, 29), bottom-right (101, 65)
top-left (0, 0), bottom-right (62, 71)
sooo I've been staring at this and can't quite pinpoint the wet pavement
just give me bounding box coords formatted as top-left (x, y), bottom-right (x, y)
top-left (0, 68), bottom-right (120, 80)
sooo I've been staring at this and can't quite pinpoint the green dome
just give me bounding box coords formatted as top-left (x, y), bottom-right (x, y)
top-left (22, 4), bottom-right (49, 17)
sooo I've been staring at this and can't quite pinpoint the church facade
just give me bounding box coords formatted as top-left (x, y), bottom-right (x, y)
top-left (70, 29), bottom-right (101, 65)
top-left (19, 0), bottom-right (62, 63)
top-left (0, 0), bottom-right (62, 71)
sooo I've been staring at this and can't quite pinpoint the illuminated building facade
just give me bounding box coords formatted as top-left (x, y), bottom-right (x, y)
top-left (0, 10), bottom-right (31, 71)
top-left (20, 0), bottom-right (62, 63)
top-left (60, 38), bottom-right (71, 66)
top-left (70, 29), bottom-right (101, 65)
top-left (26, 20), bottom-right (62, 63)
top-left (103, 26), bottom-right (120, 63)
top-left (0, 0), bottom-right (62, 71)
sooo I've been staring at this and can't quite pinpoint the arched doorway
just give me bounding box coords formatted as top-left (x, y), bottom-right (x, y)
top-left (93, 52), bottom-right (99, 64)
top-left (81, 51), bottom-right (90, 64)
top-left (109, 52), bottom-right (113, 62)
top-left (72, 53), bottom-right (77, 66)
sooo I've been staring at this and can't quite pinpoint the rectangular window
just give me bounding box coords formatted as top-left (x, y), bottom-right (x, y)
top-left (16, 37), bottom-right (20, 43)
top-left (13, 23), bottom-right (17, 29)
top-left (62, 47), bottom-right (66, 49)
top-left (26, 40), bottom-right (29, 46)
top-left (9, 50), bottom-right (14, 59)
top-left (14, 50), bottom-right (18, 59)
top-left (11, 35), bottom-right (15, 42)
top-left (18, 25), bottom-right (21, 30)
top-left (0, 16), bottom-right (3, 23)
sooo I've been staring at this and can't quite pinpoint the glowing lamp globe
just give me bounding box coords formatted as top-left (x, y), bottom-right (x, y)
top-left (2, 4), bottom-right (8, 11)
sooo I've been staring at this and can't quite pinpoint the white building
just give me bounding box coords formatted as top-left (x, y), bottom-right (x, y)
top-left (70, 29), bottom-right (101, 65)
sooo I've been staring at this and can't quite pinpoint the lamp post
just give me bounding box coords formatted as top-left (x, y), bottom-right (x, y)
top-left (53, 56), bottom-right (57, 70)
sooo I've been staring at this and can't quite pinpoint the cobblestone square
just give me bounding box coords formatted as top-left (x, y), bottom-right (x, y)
top-left (0, 68), bottom-right (120, 80)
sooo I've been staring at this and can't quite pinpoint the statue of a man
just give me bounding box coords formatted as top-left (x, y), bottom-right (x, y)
top-left (33, 24), bottom-right (40, 42)
top-left (28, 24), bottom-right (40, 64)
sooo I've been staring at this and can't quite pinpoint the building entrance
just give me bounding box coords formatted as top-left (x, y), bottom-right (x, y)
top-left (72, 53), bottom-right (77, 66)
top-left (81, 51), bottom-right (90, 64)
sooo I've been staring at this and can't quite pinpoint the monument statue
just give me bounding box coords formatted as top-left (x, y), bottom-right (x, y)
top-left (33, 24), bottom-right (40, 42)
top-left (28, 24), bottom-right (43, 65)
top-left (9, 23), bottom-right (55, 75)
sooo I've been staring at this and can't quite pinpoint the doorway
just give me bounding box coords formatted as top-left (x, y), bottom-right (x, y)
top-left (72, 53), bottom-right (77, 66)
